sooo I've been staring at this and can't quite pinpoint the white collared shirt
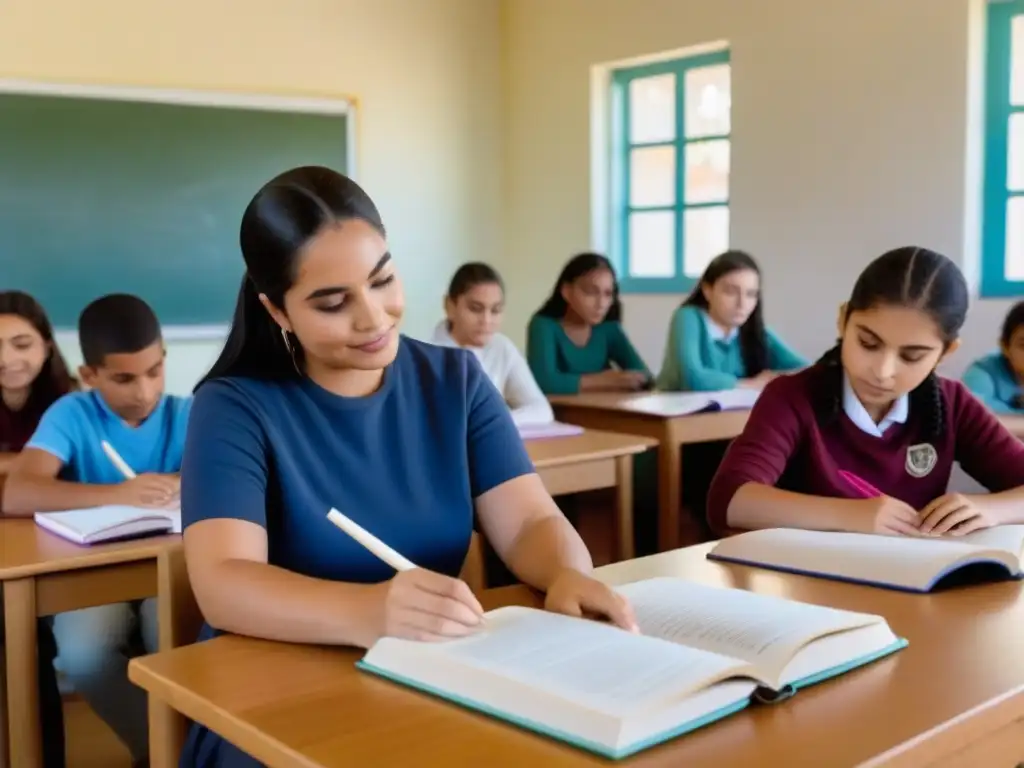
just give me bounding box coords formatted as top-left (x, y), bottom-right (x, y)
top-left (430, 321), bottom-right (554, 427)
top-left (701, 310), bottom-right (739, 344)
top-left (842, 373), bottom-right (909, 437)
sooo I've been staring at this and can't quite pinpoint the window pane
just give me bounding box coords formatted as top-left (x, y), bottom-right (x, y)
top-left (685, 64), bottom-right (731, 138)
top-left (629, 146), bottom-right (676, 206)
top-left (1007, 196), bottom-right (1024, 280)
top-left (685, 140), bottom-right (730, 204)
top-left (628, 211), bottom-right (675, 277)
top-left (1010, 113), bottom-right (1024, 191)
top-left (684, 206), bottom-right (729, 276)
top-left (1012, 15), bottom-right (1024, 106)
top-left (629, 74), bottom-right (676, 144)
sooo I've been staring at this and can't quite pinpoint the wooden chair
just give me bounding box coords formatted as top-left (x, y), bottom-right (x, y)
top-left (148, 533), bottom-right (487, 767)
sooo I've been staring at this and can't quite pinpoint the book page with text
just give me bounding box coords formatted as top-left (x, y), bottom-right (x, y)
top-left (367, 607), bottom-right (753, 718)
top-left (616, 578), bottom-right (879, 684)
top-left (709, 528), bottom-right (1020, 590)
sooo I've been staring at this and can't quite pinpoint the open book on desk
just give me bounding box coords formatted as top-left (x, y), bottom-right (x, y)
top-left (708, 526), bottom-right (1024, 593)
top-left (629, 388), bottom-right (759, 417)
top-left (358, 577), bottom-right (905, 759)
top-left (516, 421), bottom-right (585, 440)
top-left (35, 505), bottom-right (181, 545)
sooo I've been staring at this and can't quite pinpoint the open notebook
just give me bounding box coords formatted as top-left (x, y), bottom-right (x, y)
top-left (358, 577), bottom-right (905, 759)
top-left (708, 526), bottom-right (1024, 593)
top-left (35, 506), bottom-right (181, 545)
top-left (629, 389), bottom-right (760, 417)
top-left (516, 421), bottom-right (585, 440)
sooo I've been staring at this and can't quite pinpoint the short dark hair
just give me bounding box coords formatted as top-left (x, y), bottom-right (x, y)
top-left (534, 252), bottom-right (622, 323)
top-left (1000, 301), bottom-right (1024, 347)
top-left (78, 294), bottom-right (162, 367)
top-left (447, 262), bottom-right (504, 300)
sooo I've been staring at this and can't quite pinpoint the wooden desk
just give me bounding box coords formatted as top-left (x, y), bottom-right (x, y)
top-left (0, 520), bottom-right (178, 768)
top-left (549, 394), bottom-right (749, 551)
top-left (129, 546), bottom-right (1024, 767)
top-left (525, 430), bottom-right (656, 560)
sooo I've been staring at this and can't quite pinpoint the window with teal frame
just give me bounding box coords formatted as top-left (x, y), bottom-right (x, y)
top-left (982, 0), bottom-right (1024, 297)
top-left (610, 50), bottom-right (731, 294)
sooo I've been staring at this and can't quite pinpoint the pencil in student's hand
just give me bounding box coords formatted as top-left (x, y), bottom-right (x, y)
top-left (101, 440), bottom-right (137, 480)
top-left (326, 508), bottom-right (417, 572)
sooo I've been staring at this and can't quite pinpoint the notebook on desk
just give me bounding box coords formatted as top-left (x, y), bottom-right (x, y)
top-left (357, 577), bottom-right (906, 759)
top-left (516, 421), bottom-right (585, 440)
top-left (34, 506), bottom-right (181, 545)
top-left (708, 526), bottom-right (1024, 593)
top-left (630, 389), bottom-right (760, 417)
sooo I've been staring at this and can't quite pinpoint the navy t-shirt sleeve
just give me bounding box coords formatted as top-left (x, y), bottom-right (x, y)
top-left (180, 381), bottom-right (269, 530)
top-left (464, 352), bottom-right (535, 498)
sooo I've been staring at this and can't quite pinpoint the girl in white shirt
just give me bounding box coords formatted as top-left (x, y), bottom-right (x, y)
top-left (433, 263), bottom-right (554, 427)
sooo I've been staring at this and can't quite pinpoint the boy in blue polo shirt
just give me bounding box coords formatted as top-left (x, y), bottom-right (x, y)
top-left (3, 293), bottom-right (191, 768)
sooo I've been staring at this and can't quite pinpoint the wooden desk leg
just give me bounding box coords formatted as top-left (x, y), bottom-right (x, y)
top-left (614, 455), bottom-right (635, 561)
top-left (3, 579), bottom-right (41, 768)
top-left (149, 695), bottom-right (185, 768)
top-left (0, 639), bottom-right (8, 768)
top-left (657, 426), bottom-right (681, 552)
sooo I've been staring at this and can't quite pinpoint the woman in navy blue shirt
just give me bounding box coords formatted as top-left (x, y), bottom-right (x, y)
top-left (179, 166), bottom-right (636, 767)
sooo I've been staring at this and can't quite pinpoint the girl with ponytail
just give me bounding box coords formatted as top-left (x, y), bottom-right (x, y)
top-left (706, 246), bottom-right (1024, 537)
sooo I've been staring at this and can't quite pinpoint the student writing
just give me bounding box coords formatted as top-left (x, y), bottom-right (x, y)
top-left (0, 290), bottom-right (74, 768)
top-left (3, 294), bottom-right (192, 768)
top-left (431, 262), bottom-right (553, 426)
top-left (177, 167), bottom-right (636, 768)
top-left (527, 252), bottom-right (650, 394)
top-left (657, 250), bottom-right (805, 392)
top-left (962, 300), bottom-right (1024, 432)
top-left (707, 247), bottom-right (1024, 538)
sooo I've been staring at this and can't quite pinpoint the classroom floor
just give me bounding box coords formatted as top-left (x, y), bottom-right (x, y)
top-left (65, 696), bottom-right (131, 768)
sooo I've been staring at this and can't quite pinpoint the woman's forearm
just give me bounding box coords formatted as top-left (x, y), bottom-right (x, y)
top-left (194, 558), bottom-right (380, 648)
top-left (503, 515), bottom-right (594, 590)
top-left (727, 482), bottom-right (869, 533)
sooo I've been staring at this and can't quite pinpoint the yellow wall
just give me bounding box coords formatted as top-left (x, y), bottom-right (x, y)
top-left (0, 0), bottom-right (502, 393)
top-left (500, 0), bottom-right (999, 377)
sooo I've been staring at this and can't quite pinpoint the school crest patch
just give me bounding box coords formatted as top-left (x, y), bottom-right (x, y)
top-left (906, 443), bottom-right (937, 478)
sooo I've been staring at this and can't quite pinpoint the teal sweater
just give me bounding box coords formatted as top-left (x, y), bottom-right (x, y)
top-left (526, 315), bottom-right (649, 395)
top-left (962, 352), bottom-right (1024, 414)
top-left (657, 305), bottom-right (806, 391)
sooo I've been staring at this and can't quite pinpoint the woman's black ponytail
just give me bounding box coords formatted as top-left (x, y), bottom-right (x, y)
top-left (816, 246), bottom-right (968, 439)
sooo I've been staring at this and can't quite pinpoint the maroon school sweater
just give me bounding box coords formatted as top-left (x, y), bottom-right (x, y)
top-left (706, 366), bottom-right (1024, 534)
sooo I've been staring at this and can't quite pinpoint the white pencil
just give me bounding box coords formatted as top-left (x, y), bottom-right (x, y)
top-left (326, 508), bottom-right (416, 572)
top-left (101, 440), bottom-right (137, 480)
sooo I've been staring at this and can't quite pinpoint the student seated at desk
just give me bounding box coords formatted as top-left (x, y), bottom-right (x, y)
top-left (527, 252), bottom-right (651, 395)
top-left (707, 246), bottom-right (1024, 538)
top-left (4, 293), bottom-right (192, 768)
top-left (178, 167), bottom-right (636, 768)
top-left (656, 250), bottom-right (805, 392)
top-left (962, 301), bottom-right (1024, 426)
top-left (0, 290), bottom-right (76, 768)
top-left (431, 262), bottom-right (553, 426)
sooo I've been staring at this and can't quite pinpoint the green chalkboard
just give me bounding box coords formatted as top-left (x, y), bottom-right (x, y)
top-left (0, 92), bottom-right (348, 328)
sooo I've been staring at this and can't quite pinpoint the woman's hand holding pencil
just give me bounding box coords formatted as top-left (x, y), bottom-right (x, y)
top-left (369, 569), bottom-right (485, 643)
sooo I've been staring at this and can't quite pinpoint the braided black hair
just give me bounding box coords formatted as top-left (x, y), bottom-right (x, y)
top-left (814, 246), bottom-right (969, 441)
top-left (682, 250), bottom-right (768, 377)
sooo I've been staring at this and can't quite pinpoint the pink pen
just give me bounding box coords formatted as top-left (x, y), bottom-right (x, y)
top-left (838, 470), bottom-right (882, 499)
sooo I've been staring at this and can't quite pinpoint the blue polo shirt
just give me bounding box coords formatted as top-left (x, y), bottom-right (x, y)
top-left (179, 336), bottom-right (536, 767)
top-left (26, 390), bottom-right (192, 480)
top-left (962, 352), bottom-right (1024, 414)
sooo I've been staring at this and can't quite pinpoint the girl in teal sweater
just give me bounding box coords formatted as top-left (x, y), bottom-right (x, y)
top-left (657, 250), bottom-right (805, 392)
top-left (527, 253), bottom-right (651, 395)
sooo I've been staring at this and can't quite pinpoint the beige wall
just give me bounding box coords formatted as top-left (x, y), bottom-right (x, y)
top-left (500, 0), bottom-right (1005, 379)
top-left (0, 0), bottom-right (503, 394)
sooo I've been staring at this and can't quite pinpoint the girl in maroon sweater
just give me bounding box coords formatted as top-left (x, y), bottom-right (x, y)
top-left (708, 246), bottom-right (1024, 538)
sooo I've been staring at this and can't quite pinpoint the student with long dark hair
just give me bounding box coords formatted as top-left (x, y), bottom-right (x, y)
top-left (527, 253), bottom-right (650, 394)
top-left (657, 250), bottom-right (805, 391)
top-left (178, 167), bottom-right (637, 768)
top-left (708, 247), bottom-right (1024, 537)
top-left (432, 262), bottom-right (553, 426)
top-left (0, 290), bottom-right (72, 768)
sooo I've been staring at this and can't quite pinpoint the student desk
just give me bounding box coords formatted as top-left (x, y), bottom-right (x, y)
top-left (128, 545), bottom-right (1024, 767)
top-left (998, 414), bottom-right (1024, 439)
top-left (0, 520), bottom-right (179, 768)
top-left (548, 394), bottom-right (749, 551)
top-left (525, 430), bottom-right (656, 560)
